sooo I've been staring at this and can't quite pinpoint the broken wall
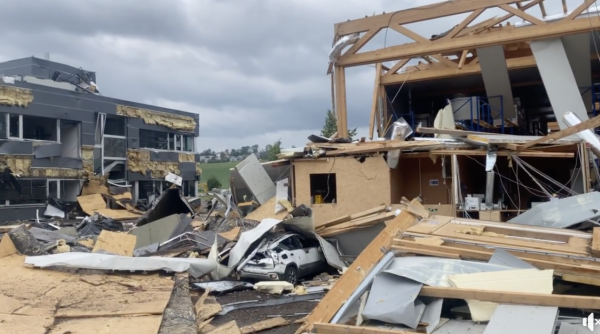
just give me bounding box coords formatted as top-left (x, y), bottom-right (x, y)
top-left (390, 157), bottom-right (451, 205)
top-left (293, 156), bottom-right (391, 226)
top-left (127, 149), bottom-right (201, 181)
top-left (116, 105), bottom-right (196, 132)
top-left (0, 85), bottom-right (33, 107)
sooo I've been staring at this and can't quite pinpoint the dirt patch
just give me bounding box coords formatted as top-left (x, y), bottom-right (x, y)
top-left (206, 290), bottom-right (318, 334)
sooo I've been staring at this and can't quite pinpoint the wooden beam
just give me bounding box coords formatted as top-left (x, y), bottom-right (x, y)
top-left (539, 0), bottom-right (548, 17)
top-left (458, 0), bottom-right (545, 37)
top-left (383, 59), bottom-right (411, 76)
top-left (334, 66), bottom-right (348, 138)
top-left (335, 0), bottom-right (522, 35)
top-left (443, 8), bottom-right (485, 39)
top-left (391, 25), bottom-right (456, 67)
top-left (296, 200), bottom-right (419, 334)
top-left (381, 53), bottom-right (598, 85)
top-left (419, 285), bottom-right (600, 309)
top-left (369, 63), bottom-right (383, 140)
top-left (344, 28), bottom-right (382, 55)
top-left (458, 50), bottom-right (469, 68)
top-left (566, 0), bottom-right (596, 20)
top-left (520, 114), bottom-right (600, 149)
top-left (498, 4), bottom-right (547, 25)
top-left (381, 55), bottom-right (536, 84)
top-left (562, 0), bottom-right (568, 14)
top-left (314, 323), bottom-right (420, 334)
top-left (338, 12), bottom-right (600, 66)
top-left (591, 227), bottom-right (600, 257)
top-left (429, 149), bottom-right (574, 158)
top-left (416, 127), bottom-right (498, 136)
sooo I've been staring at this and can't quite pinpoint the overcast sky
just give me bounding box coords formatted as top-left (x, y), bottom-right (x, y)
top-left (0, 0), bottom-right (581, 152)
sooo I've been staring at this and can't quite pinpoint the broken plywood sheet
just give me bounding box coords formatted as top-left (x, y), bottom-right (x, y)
top-left (0, 314), bottom-right (54, 334)
top-left (0, 233), bottom-right (18, 259)
top-left (0, 254), bottom-right (174, 319)
top-left (448, 268), bottom-right (554, 321)
top-left (77, 194), bottom-right (140, 221)
top-left (245, 196), bottom-right (288, 221)
top-left (48, 316), bottom-right (163, 334)
top-left (117, 105), bottom-right (196, 132)
top-left (240, 317), bottom-right (290, 334)
top-left (219, 227), bottom-right (241, 241)
top-left (92, 230), bottom-right (137, 256)
top-left (0, 85), bottom-right (33, 107)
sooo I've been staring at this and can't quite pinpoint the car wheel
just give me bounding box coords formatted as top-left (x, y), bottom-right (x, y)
top-left (284, 266), bottom-right (298, 285)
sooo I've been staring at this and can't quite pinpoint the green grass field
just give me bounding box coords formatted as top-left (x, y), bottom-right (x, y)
top-left (200, 161), bottom-right (238, 189)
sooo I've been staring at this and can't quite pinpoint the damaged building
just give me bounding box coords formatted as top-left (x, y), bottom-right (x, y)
top-left (0, 57), bottom-right (201, 222)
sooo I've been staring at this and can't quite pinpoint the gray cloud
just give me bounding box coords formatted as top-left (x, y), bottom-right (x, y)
top-left (1, 0), bottom-right (572, 151)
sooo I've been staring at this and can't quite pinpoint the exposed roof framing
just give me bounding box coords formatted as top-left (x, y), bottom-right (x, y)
top-left (335, 0), bottom-right (598, 67)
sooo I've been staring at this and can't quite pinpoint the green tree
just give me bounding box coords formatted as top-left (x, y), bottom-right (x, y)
top-left (206, 176), bottom-right (222, 190)
top-left (263, 139), bottom-right (282, 161)
top-left (320, 109), bottom-right (357, 141)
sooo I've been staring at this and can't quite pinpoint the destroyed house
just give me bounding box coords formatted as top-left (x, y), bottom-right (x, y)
top-left (0, 57), bottom-right (201, 222)
top-left (270, 0), bottom-right (600, 231)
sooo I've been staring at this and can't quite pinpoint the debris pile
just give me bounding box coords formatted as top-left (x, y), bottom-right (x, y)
top-left (296, 199), bottom-right (600, 334)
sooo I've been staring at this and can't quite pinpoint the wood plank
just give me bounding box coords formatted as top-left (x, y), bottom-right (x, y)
top-left (520, 114), bottom-right (600, 149)
top-left (467, 134), bottom-right (579, 145)
top-left (429, 149), bottom-right (574, 158)
top-left (592, 227), bottom-right (600, 257)
top-left (419, 286), bottom-right (600, 309)
top-left (296, 200), bottom-right (419, 334)
top-left (392, 239), bottom-right (600, 276)
top-left (240, 317), bottom-right (290, 334)
top-left (369, 63), bottom-right (383, 140)
top-left (318, 212), bottom-right (397, 237)
top-left (416, 127), bottom-right (500, 136)
top-left (314, 323), bottom-right (419, 333)
top-left (323, 141), bottom-right (441, 156)
top-left (92, 230), bottom-right (136, 257)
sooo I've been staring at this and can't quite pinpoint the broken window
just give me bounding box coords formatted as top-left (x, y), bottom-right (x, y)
top-left (104, 137), bottom-right (126, 157)
top-left (140, 130), bottom-right (194, 152)
top-left (7, 114), bottom-right (59, 141)
top-left (104, 160), bottom-right (126, 180)
top-left (95, 113), bottom-right (106, 147)
top-left (48, 180), bottom-right (59, 198)
top-left (60, 120), bottom-right (81, 158)
top-left (9, 114), bottom-right (20, 138)
top-left (182, 180), bottom-right (196, 197)
top-left (60, 180), bottom-right (80, 201)
top-left (183, 136), bottom-right (194, 152)
top-left (3, 179), bottom-right (47, 205)
top-left (104, 115), bottom-right (126, 136)
top-left (309, 173), bottom-right (337, 204)
top-left (140, 129), bottom-right (168, 150)
top-left (0, 113), bottom-right (6, 138)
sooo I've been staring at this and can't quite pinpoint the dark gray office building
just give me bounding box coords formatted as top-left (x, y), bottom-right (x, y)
top-left (0, 57), bottom-right (201, 221)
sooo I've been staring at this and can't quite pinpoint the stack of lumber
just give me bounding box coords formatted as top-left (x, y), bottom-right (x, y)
top-left (394, 216), bottom-right (600, 285)
top-left (315, 204), bottom-right (397, 237)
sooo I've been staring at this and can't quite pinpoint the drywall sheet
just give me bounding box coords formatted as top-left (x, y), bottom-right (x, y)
top-left (274, 177), bottom-right (289, 214)
top-left (362, 273), bottom-right (425, 328)
top-left (483, 305), bottom-right (558, 334)
top-left (531, 38), bottom-right (589, 129)
top-left (562, 33), bottom-right (592, 113)
top-left (384, 256), bottom-right (514, 287)
top-left (508, 192), bottom-right (600, 228)
top-left (432, 320), bottom-right (486, 334)
top-left (448, 268), bottom-right (554, 321)
top-left (234, 154), bottom-right (275, 205)
top-left (25, 252), bottom-right (217, 278)
top-left (477, 45), bottom-right (515, 118)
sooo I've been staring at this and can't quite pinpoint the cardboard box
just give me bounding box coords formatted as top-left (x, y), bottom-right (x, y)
top-left (480, 210), bottom-right (502, 222)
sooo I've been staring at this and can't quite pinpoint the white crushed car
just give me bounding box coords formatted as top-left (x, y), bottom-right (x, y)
top-left (237, 232), bottom-right (328, 285)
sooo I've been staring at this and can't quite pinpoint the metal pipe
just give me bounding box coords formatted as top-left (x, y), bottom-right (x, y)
top-left (330, 251), bottom-right (396, 324)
